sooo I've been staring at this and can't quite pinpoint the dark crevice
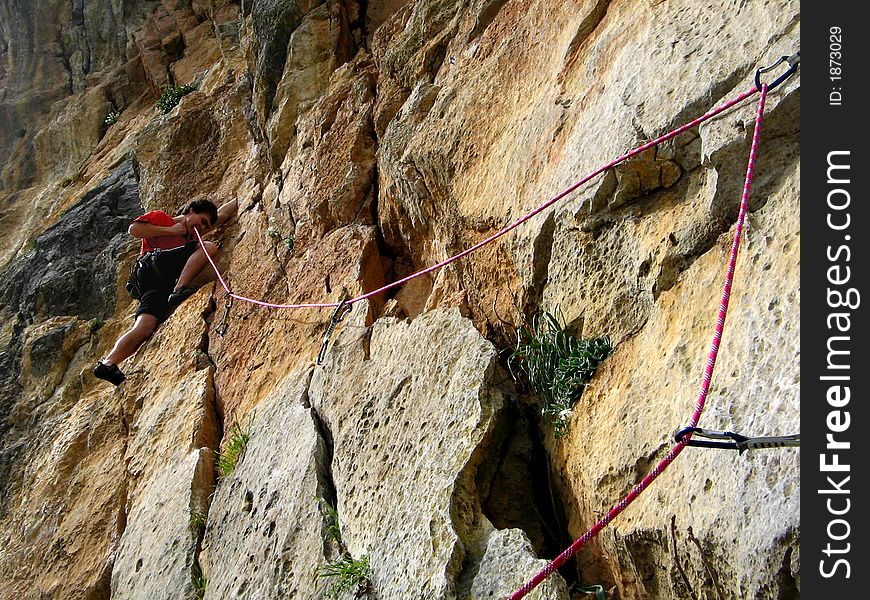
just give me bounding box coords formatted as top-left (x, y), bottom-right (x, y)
top-left (311, 406), bottom-right (337, 504)
top-left (351, 0), bottom-right (370, 51)
top-left (187, 308), bottom-right (226, 596)
top-left (198, 296), bottom-right (220, 369)
top-left (55, 26), bottom-right (74, 96)
top-left (302, 369), bottom-right (336, 501)
top-left (362, 68), bottom-right (406, 313)
top-left (306, 379), bottom-right (344, 563)
top-left (472, 399), bottom-right (578, 587)
top-left (775, 546), bottom-right (799, 600)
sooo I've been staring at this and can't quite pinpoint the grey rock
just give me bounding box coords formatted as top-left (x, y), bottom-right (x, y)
top-left (470, 529), bottom-right (568, 600)
top-left (201, 370), bottom-right (333, 599)
top-left (0, 160), bottom-right (142, 321)
top-left (111, 366), bottom-right (219, 600)
top-left (309, 307), bottom-right (516, 599)
top-left (242, 0), bottom-right (307, 120)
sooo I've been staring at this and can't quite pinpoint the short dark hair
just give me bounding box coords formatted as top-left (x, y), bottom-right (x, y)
top-left (183, 199), bottom-right (218, 227)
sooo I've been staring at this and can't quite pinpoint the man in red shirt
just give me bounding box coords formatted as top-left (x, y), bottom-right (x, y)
top-left (93, 198), bottom-right (232, 385)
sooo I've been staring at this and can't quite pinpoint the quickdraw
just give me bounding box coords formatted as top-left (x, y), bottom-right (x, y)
top-left (217, 295), bottom-right (233, 337)
top-left (675, 426), bottom-right (800, 454)
top-left (317, 296), bottom-right (352, 365)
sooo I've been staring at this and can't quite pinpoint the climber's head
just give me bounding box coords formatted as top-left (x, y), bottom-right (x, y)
top-left (181, 198), bottom-right (218, 234)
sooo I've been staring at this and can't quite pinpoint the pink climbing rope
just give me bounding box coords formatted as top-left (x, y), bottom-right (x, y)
top-left (195, 86), bottom-right (761, 311)
top-left (508, 83), bottom-right (769, 599)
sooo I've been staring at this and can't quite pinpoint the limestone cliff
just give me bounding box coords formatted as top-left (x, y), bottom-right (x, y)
top-left (0, 1), bottom-right (799, 599)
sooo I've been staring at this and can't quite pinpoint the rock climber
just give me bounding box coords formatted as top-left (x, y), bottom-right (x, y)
top-left (93, 198), bottom-right (236, 386)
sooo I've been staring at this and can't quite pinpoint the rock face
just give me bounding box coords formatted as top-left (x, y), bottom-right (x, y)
top-left (0, 2), bottom-right (799, 600)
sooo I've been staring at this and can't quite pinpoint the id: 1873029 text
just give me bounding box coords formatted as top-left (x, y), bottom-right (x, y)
top-left (829, 26), bottom-right (843, 106)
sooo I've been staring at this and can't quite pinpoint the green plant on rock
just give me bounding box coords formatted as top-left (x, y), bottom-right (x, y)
top-left (315, 498), bottom-right (372, 598)
top-left (316, 496), bottom-right (342, 544)
top-left (155, 82), bottom-right (198, 114)
top-left (319, 553), bottom-right (371, 599)
top-left (189, 509), bottom-right (207, 532)
top-left (88, 318), bottom-right (104, 333)
top-left (192, 565), bottom-right (207, 600)
top-left (509, 311), bottom-right (612, 439)
top-left (269, 229), bottom-right (295, 252)
top-left (104, 110), bottom-right (119, 126)
top-left (216, 420), bottom-right (252, 479)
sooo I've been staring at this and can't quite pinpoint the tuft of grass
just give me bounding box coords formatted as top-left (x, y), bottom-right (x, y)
top-left (216, 420), bottom-right (251, 479)
top-left (156, 82), bottom-right (198, 114)
top-left (509, 311), bottom-right (612, 439)
top-left (88, 318), bottom-right (105, 333)
top-left (319, 553), bottom-right (371, 599)
top-left (316, 497), bottom-right (342, 544)
top-left (189, 509), bottom-right (207, 532)
top-left (192, 566), bottom-right (207, 600)
top-left (285, 234), bottom-right (295, 252)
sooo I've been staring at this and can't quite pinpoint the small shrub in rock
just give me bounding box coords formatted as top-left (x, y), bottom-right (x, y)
top-left (104, 110), bottom-right (119, 126)
top-left (155, 82), bottom-right (198, 114)
top-left (269, 229), bottom-right (295, 252)
top-left (316, 497), bottom-right (342, 544)
top-left (319, 553), bottom-right (371, 599)
top-left (189, 509), bottom-right (207, 532)
top-left (216, 420), bottom-right (251, 478)
top-left (510, 311), bottom-right (612, 439)
top-left (88, 318), bottom-right (104, 333)
top-left (192, 565), bottom-right (206, 600)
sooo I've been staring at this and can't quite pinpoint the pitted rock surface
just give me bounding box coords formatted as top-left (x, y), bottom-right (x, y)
top-left (0, 1), bottom-right (799, 599)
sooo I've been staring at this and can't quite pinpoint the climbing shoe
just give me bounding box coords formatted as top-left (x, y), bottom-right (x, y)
top-left (168, 286), bottom-right (196, 307)
top-left (93, 361), bottom-right (125, 386)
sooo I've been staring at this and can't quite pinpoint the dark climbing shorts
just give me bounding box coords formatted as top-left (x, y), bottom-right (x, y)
top-left (130, 241), bottom-right (198, 322)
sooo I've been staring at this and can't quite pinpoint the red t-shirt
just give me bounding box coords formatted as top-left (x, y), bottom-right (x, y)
top-left (133, 210), bottom-right (190, 254)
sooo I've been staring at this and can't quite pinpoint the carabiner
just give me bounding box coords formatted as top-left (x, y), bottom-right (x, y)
top-left (674, 426), bottom-right (746, 450)
top-left (755, 51), bottom-right (800, 92)
top-left (317, 297), bottom-right (352, 365)
top-left (217, 294), bottom-right (234, 337)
